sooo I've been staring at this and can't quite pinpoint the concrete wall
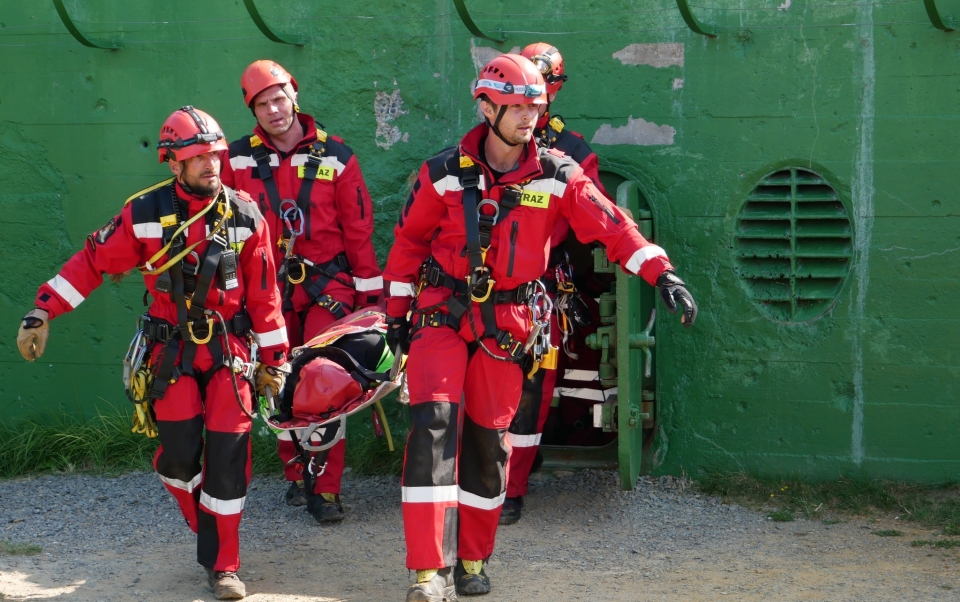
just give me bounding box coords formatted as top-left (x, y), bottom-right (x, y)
top-left (1, 0), bottom-right (956, 481)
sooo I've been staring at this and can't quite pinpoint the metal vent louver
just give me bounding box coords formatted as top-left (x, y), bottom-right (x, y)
top-left (734, 168), bottom-right (852, 322)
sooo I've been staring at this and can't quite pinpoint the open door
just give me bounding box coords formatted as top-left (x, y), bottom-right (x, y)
top-left (539, 174), bottom-right (659, 490)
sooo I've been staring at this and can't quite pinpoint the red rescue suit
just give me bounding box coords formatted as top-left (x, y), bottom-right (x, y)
top-left (34, 181), bottom-right (288, 573)
top-left (384, 122), bottom-right (673, 569)
top-left (221, 113), bottom-right (382, 495)
top-left (505, 113), bottom-right (609, 499)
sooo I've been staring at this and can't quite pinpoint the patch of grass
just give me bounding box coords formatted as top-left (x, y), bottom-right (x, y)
top-left (768, 509), bottom-right (794, 522)
top-left (873, 529), bottom-right (904, 537)
top-left (822, 519), bottom-right (844, 525)
top-left (0, 410), bottom-right (158, 478)
top-left (697, 472), bottom-right (960, 533)
top-left (912, 540), bottom-right (960, 549)
top-left (0, 541), bottom-right (42, 556)
top-left (0, 395), bottom-right (409, 480)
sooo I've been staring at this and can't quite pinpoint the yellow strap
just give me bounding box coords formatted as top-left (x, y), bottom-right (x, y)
top-left (124, 177), bottom-right (176, 207)
top-left (139, 199), bottom-right (231, 276)
top-left (549, 116), bottom-right (565, 134)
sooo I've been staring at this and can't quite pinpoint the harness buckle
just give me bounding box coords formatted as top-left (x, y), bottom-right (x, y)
top-left (477, 199), bottom-right (500, 227)
top-left (187, 319), bottom-right (215, 345)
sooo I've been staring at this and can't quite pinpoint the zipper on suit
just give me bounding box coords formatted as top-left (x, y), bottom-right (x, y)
top-left (357, 187), bottom-right (365, 220)
top-left (589, 194), bottom-right (621, 224)
top-left (261, 250), bottom-right (268, 290)
top-left (507, 221), bottom-right (519, 277)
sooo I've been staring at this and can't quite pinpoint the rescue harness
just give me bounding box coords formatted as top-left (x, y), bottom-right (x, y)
top-left (409, 154), bottom-right (558, 374)
top-left (124, 183), bottom-right (259, 436)
top-left (249, 128), bottom-right (355, 320)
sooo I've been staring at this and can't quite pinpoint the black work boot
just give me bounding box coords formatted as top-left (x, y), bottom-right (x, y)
top-left (454, 559), bottom-right (490, 596)
top-left (205, 568), bottom-right (246, 600)
top-left (406, 567), bottom-right (458, 602)
top-left (498, 496), bottom-right (523, 525)
top-left (307, 492), bottom-right (345, 524)
top-left (284, 480), bottom-right (307, 506)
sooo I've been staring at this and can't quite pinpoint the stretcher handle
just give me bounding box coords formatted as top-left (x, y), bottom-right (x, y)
top-left (299, 415), bottom-right (347, 452)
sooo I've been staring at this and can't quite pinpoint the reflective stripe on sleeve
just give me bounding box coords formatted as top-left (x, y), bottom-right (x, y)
top-left (47, 275), bottom-right (85, 308)
top-left (159, 471), bottom-right (202, 493)
top-left (133, 222), bottom-right (163, 239)
top-left (625, 245), bottom-right (667, 275)
top-left (199, 492), bottom-right (245, 515)
top-left (253, 327), bottom-right (288, 348)
top-left (458, 487), bottom-right (506, 511)
top-left (389, 282), bottom-right (416, 297)
top-left (563, 369), bottom-right (599, 382)
top-left (507, 433), bottom-right (542, 448)
top-left (354, 276), bottom-right (383, 292)
top-left (556, 387), bottom-right (618, 402)
top-left (401, 485), bottom-right (458, 504)
top-left (230, 154), bottom-right (278, 170)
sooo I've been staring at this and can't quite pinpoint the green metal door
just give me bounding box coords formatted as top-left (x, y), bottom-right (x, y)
top-left (588, 176), bottom-right (659, 490)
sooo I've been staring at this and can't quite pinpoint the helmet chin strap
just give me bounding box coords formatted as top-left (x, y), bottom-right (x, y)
top-left (488, 104), bottom-right (520, 147)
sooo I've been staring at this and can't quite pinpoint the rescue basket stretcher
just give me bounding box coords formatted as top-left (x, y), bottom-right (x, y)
top-left (261, 309), bottom-right (403, 453)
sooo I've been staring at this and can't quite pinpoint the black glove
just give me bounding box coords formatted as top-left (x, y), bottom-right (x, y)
top-left (385, 315), bottom-right (412, 355)
top-left (656, 271), bottom-right (697, 328)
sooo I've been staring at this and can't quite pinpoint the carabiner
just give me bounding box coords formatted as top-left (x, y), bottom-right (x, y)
top-left (468, 270), bottom-right (496, 303)
top-left (477, 198), bottom-right (500, 226)
top-left (287, 261), bottom-right (307, 284)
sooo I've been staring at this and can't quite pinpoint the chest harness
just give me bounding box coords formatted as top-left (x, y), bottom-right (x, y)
top-left (410, 155), bottom-right (557, 373)
top-left (249, 130), bottom-right (353, 320)
top-left (123, 184), bottom-right (257, 433)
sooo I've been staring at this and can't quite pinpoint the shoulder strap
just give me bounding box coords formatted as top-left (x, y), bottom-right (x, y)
top-left (251, 144), bottom-right (282, 219)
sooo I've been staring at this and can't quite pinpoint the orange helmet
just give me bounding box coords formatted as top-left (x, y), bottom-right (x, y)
top-left (293, 357), bottom-right (364, 419)
top-left (156, 106), bottom-right (227, 163)
top-left (241, 60), bottom-right (298, 108)
top-left (521, 43), bottom-right (567, 95)
top-left (474, 54), bottom-right (547, 105)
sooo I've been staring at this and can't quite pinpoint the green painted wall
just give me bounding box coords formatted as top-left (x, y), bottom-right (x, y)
top-left (1, 0), bottom-right (956, 481)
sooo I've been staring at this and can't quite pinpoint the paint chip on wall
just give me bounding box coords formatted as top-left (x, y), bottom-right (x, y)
top-left (673, 78), bottom-right (684, 90)
top-left (375, 89), bottom-right (408, 150)
top-left (591, 116), bottom-right (676, 146)
top-left (612, 43), bottom-right (684, 68)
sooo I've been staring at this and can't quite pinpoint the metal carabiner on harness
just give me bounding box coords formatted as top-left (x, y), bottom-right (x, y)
top-left (476, 198), bottom-right (500, 226)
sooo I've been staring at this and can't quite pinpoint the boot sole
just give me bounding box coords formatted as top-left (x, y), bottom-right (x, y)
top-left (406, 584), bottom-right (458, 601)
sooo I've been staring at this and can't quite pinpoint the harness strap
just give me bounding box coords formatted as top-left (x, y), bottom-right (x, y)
top-left (251, 136), bottom-right (327, 242)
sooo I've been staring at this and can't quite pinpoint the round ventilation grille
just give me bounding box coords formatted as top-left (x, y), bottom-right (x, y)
top-left (734, 168), bottom-right (852, 322)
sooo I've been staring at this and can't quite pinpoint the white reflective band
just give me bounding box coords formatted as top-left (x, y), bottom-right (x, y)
top-left (133, 222), bottom-right (163, 239)
top-left (159, 471), bottom-right (202, 493)
top-left (433, 174), bottom-right (486, 195)
top-left (278, 428), bottom-right (341, 442)
top-left (47, 275), bottom-right (85, 308)
top-left (625, 245), bottom-right (668, 275)
top-left (276, 429), bottom-right (293, 441)
top-left (253, 327), bottom-right (288, 348)
top-left (228, 227), bottom-right (253, 242)
top-left (230, 154), bottom-right (278, 170)
top-left (389, 282), bottom-right (416, 297)
top-left (508, 433), bottom-right (542, 448)
top-left (556, 387), bottom-right (618, 402)
top-left (291, 154), bottom-right (346, 175)
top-left (402, 485), bottom-right (458, 504)
top-left (524, 177), bottom-right (567, 199)
top-left (354, 276), bottom-right (383, 292)
top-left (458, 487), bottom-right (506, 511)
top-left (475, 79), bottom-right (544, 98)
top-left (563, 369), bottom-right (599, 382)
top-left (200, 492), bottom-right (245, 515)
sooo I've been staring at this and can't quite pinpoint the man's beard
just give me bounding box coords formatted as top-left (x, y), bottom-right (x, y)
top-left (182, 173), bottom-right (220, 197)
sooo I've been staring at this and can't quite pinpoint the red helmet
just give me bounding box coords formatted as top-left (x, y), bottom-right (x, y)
top-left (292, 357), bottom-right (363, 419)
top-left (520, 43), bottom-right (567, 95)
top-left (241, 60), bottom-right (298, 108)
top-left (474, 54), bottom-right (546, 105)
top-left (156, 106), bottom-right (227, 163)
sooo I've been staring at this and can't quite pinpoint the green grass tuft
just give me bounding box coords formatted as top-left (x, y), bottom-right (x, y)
top-left (697, 472), bottom-right (960, 533)
top-left (0, 541), bottom-right (42, 556)
top-left (911, 540), bottom-right (960, 549)
top-left (873, 529), bottom-right (903, 537)
top-left (768, 509), bottom-right (794, 522)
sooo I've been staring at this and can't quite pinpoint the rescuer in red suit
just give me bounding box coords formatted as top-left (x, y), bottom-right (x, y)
top-left (16, 107), bottom-right (288, 600)
top-left (220, 60), bottom-right (383, 523)
top-left (383, 54), bottom-right (697, 600)
top-left (501, 42), bottom-right (614, 526)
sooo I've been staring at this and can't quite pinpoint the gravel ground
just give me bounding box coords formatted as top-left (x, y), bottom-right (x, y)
top-left (1, 470), bottom-right (958, 601)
